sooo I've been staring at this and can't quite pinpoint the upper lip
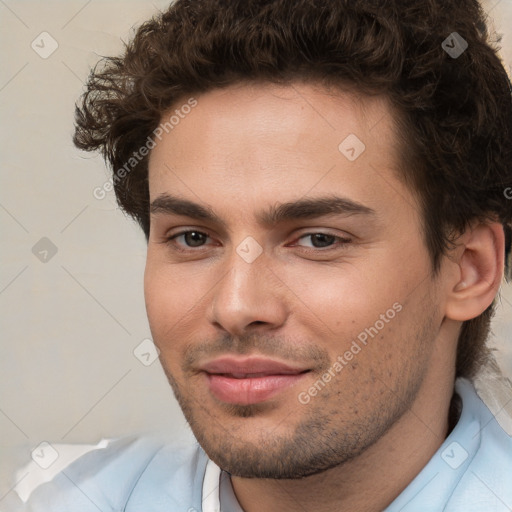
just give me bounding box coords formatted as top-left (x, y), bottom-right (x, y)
top-left (200, 357), bottom-right (310, 376)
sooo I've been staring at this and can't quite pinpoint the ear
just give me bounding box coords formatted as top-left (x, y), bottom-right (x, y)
top-left (445, 222), bottom-right (505, 322)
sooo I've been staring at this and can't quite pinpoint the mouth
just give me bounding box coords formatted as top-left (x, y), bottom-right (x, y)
top-left (200, 356), bottom-right (311, 405)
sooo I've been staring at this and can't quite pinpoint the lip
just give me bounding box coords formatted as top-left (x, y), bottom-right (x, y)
top-left (200, 356), bottom-right (310, 405)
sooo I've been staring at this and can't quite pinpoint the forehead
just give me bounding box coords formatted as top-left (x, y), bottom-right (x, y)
top-left (147, 82), bottom-right (412, 222)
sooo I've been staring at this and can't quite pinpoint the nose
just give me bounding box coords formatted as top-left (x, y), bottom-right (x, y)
top-left (208, 249), bottom-right (288, 337)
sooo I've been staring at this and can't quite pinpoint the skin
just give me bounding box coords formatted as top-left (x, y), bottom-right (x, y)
top-left (144, 82), bottom-right (504, 512)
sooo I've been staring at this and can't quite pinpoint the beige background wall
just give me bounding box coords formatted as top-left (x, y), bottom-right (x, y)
top-left (1, 0), bottom-right (511, 503)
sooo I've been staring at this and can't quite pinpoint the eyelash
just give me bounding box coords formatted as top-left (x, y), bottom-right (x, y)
top-left (164, 229), bottom-right (352, 253)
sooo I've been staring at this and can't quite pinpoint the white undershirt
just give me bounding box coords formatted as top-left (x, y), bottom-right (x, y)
top-left (202, 458), bottom-right (222, 512)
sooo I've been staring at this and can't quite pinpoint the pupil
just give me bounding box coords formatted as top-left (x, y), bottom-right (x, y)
top-left (312, 234), bottom-right (335, 248)
top-left (185, 231), bottom-right (206, 247)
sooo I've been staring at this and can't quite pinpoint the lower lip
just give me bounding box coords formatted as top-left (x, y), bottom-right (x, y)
top-left (205, 372), bottom-right (308, 405)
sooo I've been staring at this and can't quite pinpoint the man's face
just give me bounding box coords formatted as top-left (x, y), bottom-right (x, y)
top-left (144, 82), bottom-right (447, 478)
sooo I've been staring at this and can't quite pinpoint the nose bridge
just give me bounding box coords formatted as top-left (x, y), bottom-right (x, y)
top-left (209, 244), bottom-right (287, 335)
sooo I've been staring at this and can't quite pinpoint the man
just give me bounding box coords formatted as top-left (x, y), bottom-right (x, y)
top-left (20, 0), bottom-right (512, 510)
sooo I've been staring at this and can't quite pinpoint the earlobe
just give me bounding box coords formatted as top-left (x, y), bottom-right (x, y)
top-left (445, 222), bottom-right (505, 322)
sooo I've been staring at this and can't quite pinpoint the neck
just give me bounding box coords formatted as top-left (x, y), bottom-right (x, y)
top-left (230, 368), bottom-right (456, 512)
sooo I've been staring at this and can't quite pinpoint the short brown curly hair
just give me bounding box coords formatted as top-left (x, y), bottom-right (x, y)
top-left (74, 0), bottom-right (512, 379)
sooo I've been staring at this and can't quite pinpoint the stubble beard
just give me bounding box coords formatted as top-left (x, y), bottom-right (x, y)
top-left (161, 347), bottom-right (430, 479)
top-left (157, 291), bottom-right (436, 479)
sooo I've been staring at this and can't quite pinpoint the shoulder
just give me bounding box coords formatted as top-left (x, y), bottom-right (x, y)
top-left (386, 371), bottom-right (512, 512)
top-left (20, 435), bottom-right (208, 512)
top-left (446, 373), bottom-right (512, 511)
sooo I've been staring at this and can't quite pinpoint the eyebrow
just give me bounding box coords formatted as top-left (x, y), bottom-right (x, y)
top-left (149, 193), bottom-right (375, 227)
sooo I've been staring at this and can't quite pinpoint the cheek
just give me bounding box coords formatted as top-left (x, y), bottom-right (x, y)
top-left (144, 259), bottom-right (195, 340)
top-left (282, 259), bottom-right (401, 336)
top-left (284, 254), bottom-right (431, 378)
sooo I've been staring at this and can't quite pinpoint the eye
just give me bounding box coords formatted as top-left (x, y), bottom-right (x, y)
top-left (294, 233), bottom-right (351, 249)
top-left (167, 230), bottom-right (212, 248)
